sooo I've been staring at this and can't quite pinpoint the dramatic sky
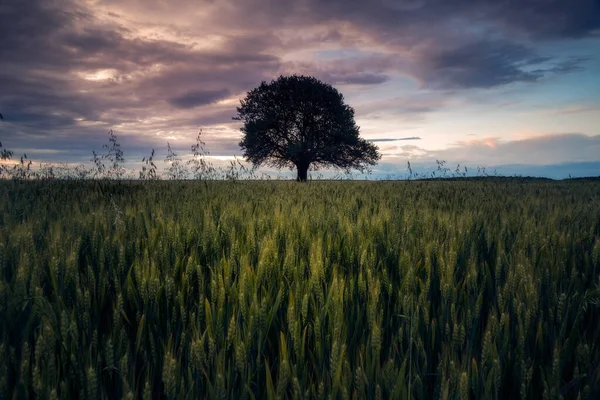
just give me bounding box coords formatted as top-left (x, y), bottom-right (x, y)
top-left (1, 0), bottom-right (600, 178)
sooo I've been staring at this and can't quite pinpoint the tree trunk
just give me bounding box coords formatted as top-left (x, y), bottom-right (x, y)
top-left (296, 162), bottom-right (309, 182)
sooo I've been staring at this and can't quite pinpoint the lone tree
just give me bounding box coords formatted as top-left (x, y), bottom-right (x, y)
top-left (235, 75), bottom-right (380, 181)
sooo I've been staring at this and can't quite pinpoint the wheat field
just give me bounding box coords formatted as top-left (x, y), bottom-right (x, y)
top-left (1, 179), bottom-right (599, 399)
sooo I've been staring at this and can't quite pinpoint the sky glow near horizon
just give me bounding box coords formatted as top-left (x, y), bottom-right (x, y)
top-left (1, 0), bottom-right (600, 179)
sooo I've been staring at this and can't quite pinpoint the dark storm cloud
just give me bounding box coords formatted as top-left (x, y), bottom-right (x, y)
top-left (265, 0), bottom-right (597, 89)
top-left (303, 0), bottom-right (600, 40)
top-left (1, 0), bottom-right (180, 71)
top-left (291, 0), bottom-right (597, 88)
top-left (0, 0), bottom-right (281, 158)
top-left (479, 0), bottom-right (600, 39)
top-left (107, 0), bottom-right (599, 85)
top-left (422, 40), bottom-right (549, 89)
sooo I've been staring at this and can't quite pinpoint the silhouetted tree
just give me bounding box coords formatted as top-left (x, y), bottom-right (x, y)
top-left (235, 75), bottom-right (380, 181)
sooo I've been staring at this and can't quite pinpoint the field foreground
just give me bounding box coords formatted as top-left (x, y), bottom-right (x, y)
top-left (1, 180), bottom-right (599, 399)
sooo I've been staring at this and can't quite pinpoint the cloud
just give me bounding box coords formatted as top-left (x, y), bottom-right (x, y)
top-left (371, 133), bottom-right (600, 179)
top-left (169, 89), bottom-right (231, 108)
top-left (422, 41), bottom-right (543, 89)
top-left (442, 133), bottom-right (600, 165)
top-left (355, 92), bottom-right (453, 122)
top-left (420, 40), bottom-right (590, 89)
top-left (90, 0), bottom-right (600, 42)
top-left (273, 0), bottom-right (598, 89)
top-left (369, 137), bottom-right (421, 142)
top-left (544, 57), bottom-right (591, 74)
top-left (311, 0), bottom-right (600, 41)
top-left (337, 73), bottom-right (390, 85)
top-left (280, 56), bottom-right (395, 86)
top-left (0, 0), bottom-right (282, 159)
top-left (0, 0), bottom-right (598, 175)
top-left (380, 133), bottom-right (600, 166)
top-left (482, 0), bottom-right (600, 40)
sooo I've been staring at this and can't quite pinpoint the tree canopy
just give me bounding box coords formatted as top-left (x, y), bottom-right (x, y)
top-left (235, 75), bottom-right (380, 181)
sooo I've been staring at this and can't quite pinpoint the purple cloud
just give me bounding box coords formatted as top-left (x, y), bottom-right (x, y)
top-left (169, 89), bottom-right (231, 109)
